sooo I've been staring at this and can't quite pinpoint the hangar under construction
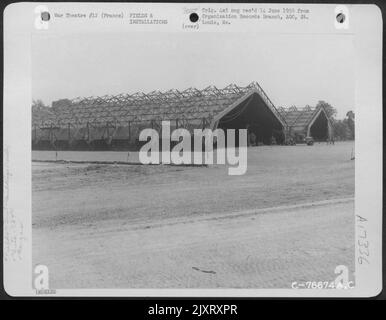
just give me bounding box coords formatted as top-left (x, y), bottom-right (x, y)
top-left (278, 105), bottom-right (334, 143)
top-left (32, 82), bottom-right (333, 150)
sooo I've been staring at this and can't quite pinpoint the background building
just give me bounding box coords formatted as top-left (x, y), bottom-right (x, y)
top-left (278, 105), bottom-right (334, 143)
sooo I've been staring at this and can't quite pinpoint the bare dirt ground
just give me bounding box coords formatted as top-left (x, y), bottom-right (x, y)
top-left (32, 142), bottom-right (355, 288)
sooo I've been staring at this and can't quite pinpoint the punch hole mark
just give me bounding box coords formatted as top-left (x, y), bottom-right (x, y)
top-left (336, 13), bottom-right (345, 24)
top-left (189, 13), bottom-right (199, 23)
top-left (41, 11), bottom-right (50, 22)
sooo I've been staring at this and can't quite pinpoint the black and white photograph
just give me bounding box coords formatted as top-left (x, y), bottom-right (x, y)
top-left (3, 3), bottom-right (383, 298)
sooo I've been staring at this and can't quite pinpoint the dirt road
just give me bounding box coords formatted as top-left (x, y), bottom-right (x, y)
top-left (33, 199), bottom-right (354, 289)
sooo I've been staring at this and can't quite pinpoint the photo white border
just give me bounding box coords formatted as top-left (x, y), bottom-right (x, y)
top-left (3, 3), bottom-right (383, 297)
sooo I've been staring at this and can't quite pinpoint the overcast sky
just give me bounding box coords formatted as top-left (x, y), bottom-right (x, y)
top-left (32, 32), bottom-right (355, 118)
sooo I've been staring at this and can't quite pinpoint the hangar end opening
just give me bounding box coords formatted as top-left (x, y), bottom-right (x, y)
top-left (309, 110), bottom-right (329, 141)
top-left (216, 92), bottom-right (285, 146)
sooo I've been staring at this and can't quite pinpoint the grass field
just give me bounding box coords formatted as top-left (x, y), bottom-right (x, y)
top-left (32, 141), bottom-right (355, 288)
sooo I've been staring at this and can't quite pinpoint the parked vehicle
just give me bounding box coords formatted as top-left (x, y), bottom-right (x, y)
top-left (305, 136), bottom-right (314, 145)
